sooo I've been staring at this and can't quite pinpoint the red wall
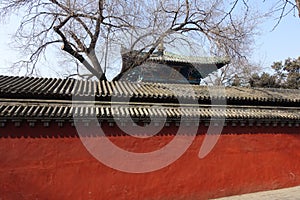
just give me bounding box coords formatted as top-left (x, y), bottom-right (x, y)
top-left (0, 122), bottom-right (300, 199)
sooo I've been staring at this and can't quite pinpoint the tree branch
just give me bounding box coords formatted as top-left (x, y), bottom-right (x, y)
top-left (53, 25), bottom-right (103, 80)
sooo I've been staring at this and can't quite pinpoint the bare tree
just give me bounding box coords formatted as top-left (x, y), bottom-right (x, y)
top-left (297, 0), bottom-right (300, 16)
top-left (0, 0), bottom-right (263, 81)
top-left (271, 0), bottom-right (300, 28)
top-left (202, 57), bottom-right (262, 86)
top-left (202, 0), bottom-right (300, 86)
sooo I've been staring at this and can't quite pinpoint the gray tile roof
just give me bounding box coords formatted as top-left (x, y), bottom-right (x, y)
top-left (0, 75), bottom-right (299, 122)
top-left (0, 75), bottom-right (299, 106)
top-left (148, 51), bottom-right (230, 65)
top-left (0, 101), bottom-right (299, 121)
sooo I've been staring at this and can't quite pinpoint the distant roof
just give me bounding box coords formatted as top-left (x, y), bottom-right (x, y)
top-left (147, 51), bottom-right (230, 65)
top-left (0, 75), bottom-right (299, 122)
top-left (120, 49), bottom-right (230, 85)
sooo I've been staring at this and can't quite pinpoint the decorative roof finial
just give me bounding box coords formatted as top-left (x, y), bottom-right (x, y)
top-left (157, 42), bottom-right (165, 56)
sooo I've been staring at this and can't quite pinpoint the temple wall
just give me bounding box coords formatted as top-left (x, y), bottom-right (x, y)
top-left (0, 123), bottom-right (300, 199)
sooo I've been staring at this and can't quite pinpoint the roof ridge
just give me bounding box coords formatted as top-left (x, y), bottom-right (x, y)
top-left (147, 51), bottom-right (230, 64)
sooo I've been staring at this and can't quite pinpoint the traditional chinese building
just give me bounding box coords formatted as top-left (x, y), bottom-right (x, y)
top-left (0, 75), bottom-right (299, 199)
top-left (122, 47), bottom-right (230, 84)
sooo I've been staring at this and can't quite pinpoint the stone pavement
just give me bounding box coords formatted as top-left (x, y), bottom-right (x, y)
top-left (213, 185), bottom-right (300, 200)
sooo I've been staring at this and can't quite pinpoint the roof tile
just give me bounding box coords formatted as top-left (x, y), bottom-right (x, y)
top-left (0, 75), bottom-right (299, 121)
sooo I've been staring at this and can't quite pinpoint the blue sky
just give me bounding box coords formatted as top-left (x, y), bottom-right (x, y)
top-left (251, 11), bottom-right (300, 70)
top-left (0, 3), bottom-right (300, 77)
